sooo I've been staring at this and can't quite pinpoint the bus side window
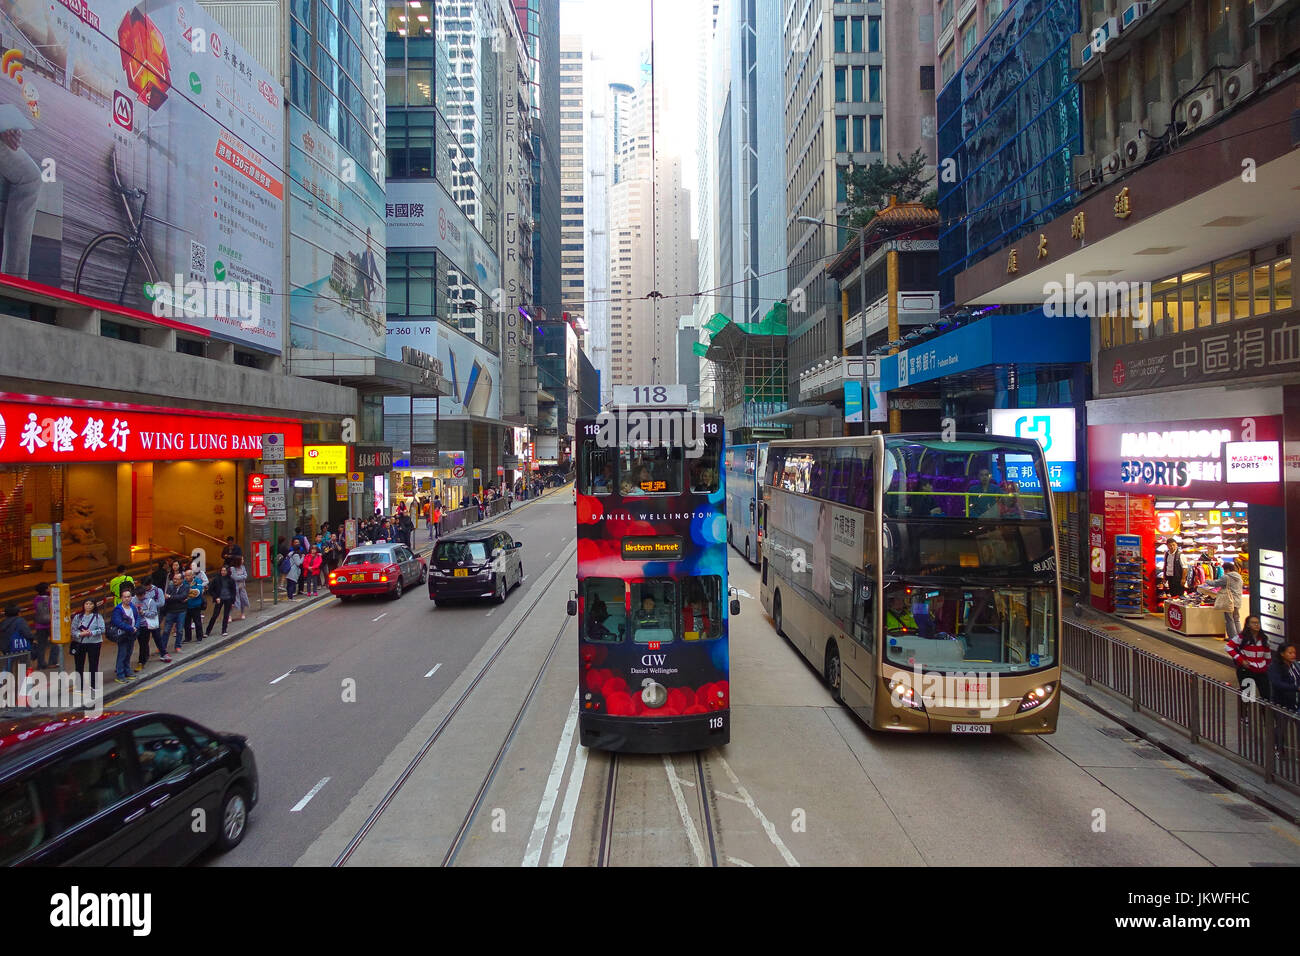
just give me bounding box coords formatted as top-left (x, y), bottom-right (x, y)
top-left (851, 571), bottom-right (873, 651)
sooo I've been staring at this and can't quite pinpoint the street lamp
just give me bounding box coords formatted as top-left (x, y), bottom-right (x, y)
top-left (796, 214), bottom-right (870, 433)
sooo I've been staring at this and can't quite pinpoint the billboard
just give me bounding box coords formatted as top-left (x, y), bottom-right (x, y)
top-left (288, 107), bottom-right (386, 356)
top-left (384, 320), bottom-right (501, 421)
top-left (386, 180), bottom-right (499, 292)
top-left (0, 0), bottom-right (285, 351)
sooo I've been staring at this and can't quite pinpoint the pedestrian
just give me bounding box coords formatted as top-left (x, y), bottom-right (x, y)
top-left (132, 579), bottom-right (163, 671)
top-left (107, 585), bottom-right (141, 683)
top-left (1268, 644), bottom-right (1300, 712)
top-left (286, 546), bottom-right (303, 599)
top-left (160, 572), bottom-right (187, 660)
top-left (229, 555), bottom-right (250, 620)
top-left (430, 501), bottom-right (442, 540)
top-left (1228, 615), bottom-right (1272, 701)
top-left (1214, 560), bottom-right (1245, 641)
top-left (70, 598), bottom-right (105, 700)
top-left (107, 564), bottom-right (134, 601)
top-left (304, 546), bottom-right (324, 596)
top-left (31, 582), bottom-right (54, 670)
top-left (182, 568), bottom-right (206, 644)
top-left (205, 565), bottom-right (237, 636)
top-left (151, 559), bottom-right (169, 590)
top-left (221, 535), bottom-right (242, 567)
top-left (0, 603), bottom-right (33, 657)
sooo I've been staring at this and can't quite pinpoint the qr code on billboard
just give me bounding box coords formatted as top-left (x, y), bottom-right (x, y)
top-left (190, 240), bottom-right (206, 276)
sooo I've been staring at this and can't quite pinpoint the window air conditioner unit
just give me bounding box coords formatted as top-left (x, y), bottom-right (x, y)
top-left (1091, 17), bottom-right (1121, 54)
top-left (1181, 87), bottom-right (1220, 133)
top-left (1073, 33), bottom-right (1098, 69)
top-left (1123, 128), bottom-right (1151, 166)
top-left (1223, 61), bottom-right (1260, 109)
top-left (1122, 2), bottom-right (1151, 28)
top-left (1072, 153), bottom-right (1100, 191)
top-left (1100, 148), bottom-right (1125, 182)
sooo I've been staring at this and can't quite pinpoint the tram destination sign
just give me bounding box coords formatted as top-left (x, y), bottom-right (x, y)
top-left (621, 536), bottom-right (684, 561)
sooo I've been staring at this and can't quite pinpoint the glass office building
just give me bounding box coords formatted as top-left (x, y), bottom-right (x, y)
top-left (936, 0), bottom-right (1082, 310)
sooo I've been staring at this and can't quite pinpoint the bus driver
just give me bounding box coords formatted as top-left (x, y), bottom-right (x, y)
top-left (885, 593), bottom-right (918, 633)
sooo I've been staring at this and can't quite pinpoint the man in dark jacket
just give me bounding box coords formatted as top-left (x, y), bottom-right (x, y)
top-left (108, 586), bottom-right (142, 683)
top-left (160, 572), bottom-right (188, 659)
top-left (0, 603), bottom-right (33, 655)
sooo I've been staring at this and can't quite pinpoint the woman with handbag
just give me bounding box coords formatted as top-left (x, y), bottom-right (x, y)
top-left (70, 597), bottom-right (105, 699)
top-left (205, 565), bottom-right (237, 636)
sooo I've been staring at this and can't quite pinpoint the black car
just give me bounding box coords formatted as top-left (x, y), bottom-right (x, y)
top-left (0, 710), bottom-right (258, 866)
top-left (428, 529), bottom-right (524, 605)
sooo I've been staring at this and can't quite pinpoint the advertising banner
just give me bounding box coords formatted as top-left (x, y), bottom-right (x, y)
top-left (0, 0), bottom-right (285, 350)
top-left (0, 396), bottom-right (301, 463)
top-left (303, 444), bottom-right (346, 474)
top-left (385, 180), bottom-right (500, 292)
top-left (990, 407), bottom-right (1078, 492)
top-left (384, 322), bottom-right (501, 420)
top-left (288, 108), bottom-right (386, 356)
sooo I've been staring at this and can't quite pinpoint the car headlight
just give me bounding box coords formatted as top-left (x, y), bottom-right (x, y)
top-left (1018, 683), bottom-right (1054, 712)
top-left (887, 677), bottom-right (924, 710)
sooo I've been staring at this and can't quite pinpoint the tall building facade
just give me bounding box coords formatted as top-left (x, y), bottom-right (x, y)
top-left (513, 0), bottom-right (561, 319)
top-left (694, 2), bottom-right (721, 410)
top-left (781, 0), bottom-right (938, 435)
top-left (558, 36), bottom-right (585, 327)
top-left (582, 53), bottom-right (612, 406)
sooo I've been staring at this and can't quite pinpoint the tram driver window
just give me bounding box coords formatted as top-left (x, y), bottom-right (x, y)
top-left (630, 579), bottom-right (678, 643)
top-left (681, 576), bottom-right (723, 640)
top-left (583, 578), bottom-right (626, 643)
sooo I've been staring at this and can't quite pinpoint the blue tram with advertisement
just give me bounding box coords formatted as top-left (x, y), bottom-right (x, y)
top-left (569, 400), bottom-right (737, 753)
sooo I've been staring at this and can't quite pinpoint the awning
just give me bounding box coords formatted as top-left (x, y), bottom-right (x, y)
top-left (289, 350), bottom-right (449, 398)
top-left (765, 403), bottom-right (840, 422)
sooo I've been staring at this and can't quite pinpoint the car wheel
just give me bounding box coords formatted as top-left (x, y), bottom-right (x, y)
top-left (338, 595), bottom-right (352, 603)
top-left (393, 579), bottom-right (404, 600)
top-left (494, 574), bottom-right (507, 604)
top-left (215, 786), bottom-right (249, 852)
top-left (825, 643), bottom-right (843, 704)
top-left (773, 590), bottom-right (784, 637)
top-left (517, 562), bottom-right (524, 587)
top-left (420, 565), bottom-right (428, 584)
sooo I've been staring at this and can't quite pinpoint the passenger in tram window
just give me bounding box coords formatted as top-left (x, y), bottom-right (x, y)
top-left (682, 586), bottom-right (711, 640)
top-left (592, 462), bottom-right (615, 493)
top-left (586, 595), bottom-right (618, 641)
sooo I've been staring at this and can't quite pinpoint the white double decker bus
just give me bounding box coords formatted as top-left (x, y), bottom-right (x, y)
top-left (759, 433), bottom-right (1062, 734)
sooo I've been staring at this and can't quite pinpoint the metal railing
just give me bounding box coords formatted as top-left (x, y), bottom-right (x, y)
top-left (1064, 619), bottom-right (1300, 793)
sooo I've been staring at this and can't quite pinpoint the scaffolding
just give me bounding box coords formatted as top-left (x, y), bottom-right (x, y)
top-left (698, 303), bottom-right (791, 442)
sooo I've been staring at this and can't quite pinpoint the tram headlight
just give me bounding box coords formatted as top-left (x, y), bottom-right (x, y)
top-left (1017, 683), bottom-right (1055, 712)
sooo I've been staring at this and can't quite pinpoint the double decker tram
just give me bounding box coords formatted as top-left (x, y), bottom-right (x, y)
top-left (569, 391), bottom-right (736, 752)
top-left (760, 433), bottom-right (1062, 734)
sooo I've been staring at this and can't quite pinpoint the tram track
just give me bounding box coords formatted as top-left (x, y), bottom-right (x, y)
top-left (596, 749), bottom-right (720, 867)
top-left (331, 539), bottom-right (578, 868)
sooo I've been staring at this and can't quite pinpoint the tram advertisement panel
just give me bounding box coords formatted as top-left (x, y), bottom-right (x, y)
top-left (576, 485), bottom-right (729, 723)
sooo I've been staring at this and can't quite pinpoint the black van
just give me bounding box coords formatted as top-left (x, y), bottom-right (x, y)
top-left (0, 710), bottom-right (258, 866)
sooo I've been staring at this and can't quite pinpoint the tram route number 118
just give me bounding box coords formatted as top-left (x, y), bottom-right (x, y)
top-left (709, 715), bottom-right (724, 730)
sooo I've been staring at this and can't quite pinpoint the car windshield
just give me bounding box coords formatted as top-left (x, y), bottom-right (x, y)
top-left (881, 584), bottom-right (1057, 674)
top-left (437, 540), bottom-right (489, 563)
top-left (342, 551), bottom-right (389, 566)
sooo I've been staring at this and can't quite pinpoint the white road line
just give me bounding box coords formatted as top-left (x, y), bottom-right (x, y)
top-left (663, 755), bottom-right (707, 866)
top-left (715, 790), bottom-right (746, 804)
top-left (269, 670), bottom-right (294, 685)
top-left (717, 756), bottom-right (799, 867)
top-left (290, 777), bottom-right (330, 812)
top-left (673, 775), bottom-right (697, 789)
top-left (486, 609), bottom-right (495, 617)
top-left (522, 691), bottom-right (579, 867)
top-left (547, 739), bottom-right (588, 868)
top-left (372, 612), bottom-right (388, 622)
top-left (544, 552), bottom-right (552, 558)
top-left (424, 663), bottom-right (442, 679)
top-left (735, 588), bottom-right (753, 599)
top-left (726, 856), bottom-right (754, 867)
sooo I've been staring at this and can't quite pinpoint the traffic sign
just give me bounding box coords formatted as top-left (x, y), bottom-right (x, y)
top-left (349, 471), bottom-right (365, 494)
top-left (452, 465), bottom-right (465, 479)
top-left (262, 460), bottom-right (286, 476)
top-left (250, 503), bottom-right (267, 520)
top-left (252, 541), bottom-right (271, 579)
top-left (264, 477), bottom-right (286, 513)
top-left (261, 432), bottom-right (285, 461)
top-left (266, 509), bottom-right (288, 522)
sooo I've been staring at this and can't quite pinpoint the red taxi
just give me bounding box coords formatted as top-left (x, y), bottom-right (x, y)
top-left (328, 543), bottom-right (427, 601)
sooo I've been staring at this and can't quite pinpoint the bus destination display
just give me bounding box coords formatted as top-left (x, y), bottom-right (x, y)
top-left (621, 537), bottom-right (684, 560)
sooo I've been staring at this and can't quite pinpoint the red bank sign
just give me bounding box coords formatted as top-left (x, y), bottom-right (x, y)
top-left (0, 397), bottom-right (302, 464)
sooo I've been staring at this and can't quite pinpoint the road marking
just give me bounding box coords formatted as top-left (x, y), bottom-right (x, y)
top-left (110, 598), bottom-right (330, 704)
top-left (726, 855), bottom-right (754, 867)
top-left (735, 588), bottom-right (753, 599)
top-left (717, 755), bottom-right (799, 867)
top-left (673, 775), bottom-right (696, 789)
top-left (486, 609), bottom-right (495, 617)
top-left (663, 755), bottom-right (707, 866)
top-left (372, 612), bottom-right (388, 622)
top-left (269, 669), bottom-right (294, 685)
top-left (547, 738), bottom-right (588, 868)
top-left (544, 552), bottom-right (552, 558)
top-left (715, 790), bottom-right (746, 804)
top-left (522, 691), bottom-right (579, 867)
top-left (424, 663), bottom-right (442, 679)
top-left (291, 777), bottom-right (331, 812)
top-left (1269, 825), bottom-right (1300, 848)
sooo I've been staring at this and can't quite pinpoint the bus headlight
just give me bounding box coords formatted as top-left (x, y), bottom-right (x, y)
top-left (887, 678), bottom-right (923, 710)
top-left (1017, 683), bottom-right (1054, 712)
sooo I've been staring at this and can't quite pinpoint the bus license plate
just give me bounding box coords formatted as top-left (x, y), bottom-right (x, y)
top-left (454, 569), bottom-right (468, 577)
top-left (951, 723), bottom-right (990, 734)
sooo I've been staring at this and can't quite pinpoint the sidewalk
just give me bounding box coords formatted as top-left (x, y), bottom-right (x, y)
top-left (1068, 600), bottom-right (1235, 683)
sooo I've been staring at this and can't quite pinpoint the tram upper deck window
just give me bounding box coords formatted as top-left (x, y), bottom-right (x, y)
top-left (581, 442), bottom-right (618, 496)
top-left (620, 444), bottom-right (681, 496)
top-left (688, 433), bottom-right (722, 493)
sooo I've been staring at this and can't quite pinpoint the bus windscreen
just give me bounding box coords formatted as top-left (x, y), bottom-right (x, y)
top-left (882, 439), bottom-right (1049, 520)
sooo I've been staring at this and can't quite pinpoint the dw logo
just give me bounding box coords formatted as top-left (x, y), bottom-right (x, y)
top-left (1015, 415), bottom-right (1052, 452)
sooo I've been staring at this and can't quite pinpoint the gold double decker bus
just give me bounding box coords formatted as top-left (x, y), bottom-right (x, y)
top-left (759, 434), bottom-right (1061, 734)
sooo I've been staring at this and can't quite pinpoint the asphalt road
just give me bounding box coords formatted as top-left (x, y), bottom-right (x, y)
top-left (110, 494), bottom-right (576, 867)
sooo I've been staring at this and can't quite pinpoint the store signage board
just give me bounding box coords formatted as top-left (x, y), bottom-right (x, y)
top-left (30, 524), bottom-right (54, 561)
top-left (304, 444), bottom-right (347, 474)
top-left (1224, 441), bottom-right (1280, 483)
top-left (355, 445), bottom-right (393, 470)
